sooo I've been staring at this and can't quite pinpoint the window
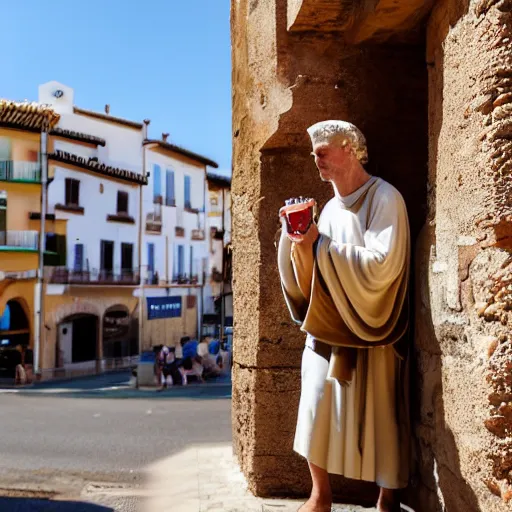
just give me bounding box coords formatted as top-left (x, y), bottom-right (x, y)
top-left (165, 169), bottom-right (175, 206)
top-left (153, 164), bottom-right (161, 202)
top-left (189, 245), bottom-right (194, 276)
top-left (100, 240), bottom-right (114, 272)
top-left (44, 233), bottom-right (67, 266)
top-left (74, 244), bottom-right (84, 272)
top-left (65, 178), bottom-right (80, 206)
top-left (117, 191), bottom-right (129, 215)
top-left (121, 243), bottom-right (133, 271)
top-left (184, 175), bottom-right (191, 209)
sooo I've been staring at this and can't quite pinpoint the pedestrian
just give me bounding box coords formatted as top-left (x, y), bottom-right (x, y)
top-left (154, 345), bottom-right (166, 389)
top-left (23, 346), bottom-right (34, 384)
top-left (278, 120), bottom-right (410, 512)
top-left (14, 344), bottom-right (26, 385)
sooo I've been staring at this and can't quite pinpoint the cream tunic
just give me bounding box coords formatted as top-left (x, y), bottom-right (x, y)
top-left (279, 176), bottom-right (410, 489)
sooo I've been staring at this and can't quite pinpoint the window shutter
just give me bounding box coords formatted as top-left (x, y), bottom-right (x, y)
top-left (184, 176), bottom-right (191, 208)
top-left (166, 170), bottom-right (175, 205)
top-left (74, 180), bottom-right (80, 205)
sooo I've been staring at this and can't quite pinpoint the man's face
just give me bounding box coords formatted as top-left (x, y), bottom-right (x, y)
top-left (311, 142), bottom-right (352, 182)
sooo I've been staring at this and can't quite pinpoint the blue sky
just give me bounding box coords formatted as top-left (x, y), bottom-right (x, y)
top-left (1, 0), bottom-right (232, 176)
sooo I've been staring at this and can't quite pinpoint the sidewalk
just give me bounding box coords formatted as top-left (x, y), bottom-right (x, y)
top-left (141, 442), bottom-right (378, 512)
top-left (0, 370), bottom-right (233, 399)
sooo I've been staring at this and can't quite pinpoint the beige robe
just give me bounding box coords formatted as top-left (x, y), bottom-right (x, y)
top-left (278, 176), bottom-right (410, 489)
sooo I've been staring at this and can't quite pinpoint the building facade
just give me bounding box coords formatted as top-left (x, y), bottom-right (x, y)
top-left (0, 81), bottom-right (222, 381)
top-left (203, 173), bottom-right (232, 338)
top-left (38, 81), bottom-right (146, 377)
top-left (139, 136), bottom-right (217, 351)
top-left (0, 100), bottom-right (61, 380)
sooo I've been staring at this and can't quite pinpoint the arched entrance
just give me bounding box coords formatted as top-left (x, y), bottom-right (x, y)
top-left (0, 299), bottom-right (30, 379)
top-left (102, 305), bottom-right (131, 359)
top-left (57, 314), bottom-right (98, 367)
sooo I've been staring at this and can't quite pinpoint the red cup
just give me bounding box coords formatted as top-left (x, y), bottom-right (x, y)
top-left (279, 198), bottom-right (316, 235)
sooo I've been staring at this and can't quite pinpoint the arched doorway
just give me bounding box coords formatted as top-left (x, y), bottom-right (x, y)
top-left (0, 299), bottom-right (30, 379)
top-left (102, 305), bottom-right (131, 360)
top-left (57, 314), bottom-right (98, 367)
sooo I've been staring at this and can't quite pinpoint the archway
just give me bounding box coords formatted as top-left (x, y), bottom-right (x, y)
top-left (102, 305), bottom-right (131, 359)
top-left (0, 299), bottom-right (31, 379)
top-left (57, 314), bottom-right (98, 367)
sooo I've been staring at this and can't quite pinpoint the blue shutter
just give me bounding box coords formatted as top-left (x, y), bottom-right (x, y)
top-left (184, 175), bottom-right (191, 208)
top-left (178, 245), bottom-right (184, 276)
top-left (0, 304), bottom-right (10, 331)
top-left (74, 244), bottom-right (84, 272)
top-left (147, 243), bottom-right (155, 272)
top-left (153, 165), bottom-right (161, 201)
top-left (166, 170), bottom-right (175, 206)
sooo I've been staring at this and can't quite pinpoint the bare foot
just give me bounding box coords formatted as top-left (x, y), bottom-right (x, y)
top-left (297, 497), bottom-right (331, 512)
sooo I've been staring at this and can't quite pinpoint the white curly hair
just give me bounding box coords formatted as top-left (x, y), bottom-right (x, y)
top-left (307, 120), bottom-right (368, 165)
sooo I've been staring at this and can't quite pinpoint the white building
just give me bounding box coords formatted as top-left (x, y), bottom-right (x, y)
top-left (37, 81), bottom-right (146, 371)
top-left (33, 80), bottom-right (220, 373)
top-left (141, 136), bottom-right (218, 348)
top-left (39, 81), bottom-right (144, 284)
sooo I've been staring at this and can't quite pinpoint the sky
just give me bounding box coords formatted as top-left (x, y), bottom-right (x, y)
top-left (1, 0), bottom-right (232, 176)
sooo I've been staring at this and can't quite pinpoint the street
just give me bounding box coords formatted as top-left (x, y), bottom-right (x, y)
top-left (0, 372), bottom-right (232, 511)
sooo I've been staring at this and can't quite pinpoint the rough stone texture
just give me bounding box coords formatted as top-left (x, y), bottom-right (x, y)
top-left (412, 0), bottom-right (512, 510)
top-left (232, 0), bottom-right (427, 503)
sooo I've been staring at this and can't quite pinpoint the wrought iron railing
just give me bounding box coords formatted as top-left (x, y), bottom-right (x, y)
top-left (0, 230), bottom-right (39, 249)
top-left (47, 267), bottom-right (140, 285)
top-left (0, 161), bottom-right (41, 182)
top-left (171, 274), bottom-right (199, 285)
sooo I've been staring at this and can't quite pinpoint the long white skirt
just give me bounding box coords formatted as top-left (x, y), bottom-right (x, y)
top-left (293, 336), bottom-right (409, 490)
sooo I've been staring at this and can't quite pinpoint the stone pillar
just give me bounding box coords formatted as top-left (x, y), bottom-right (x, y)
top-left (414, 0), bottom-right (512, 510)
top-left (231, 0), bottom-right (428, 501)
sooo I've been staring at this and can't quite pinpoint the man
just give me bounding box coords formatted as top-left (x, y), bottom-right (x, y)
top-left (278, 121), bottom-right (410, 512)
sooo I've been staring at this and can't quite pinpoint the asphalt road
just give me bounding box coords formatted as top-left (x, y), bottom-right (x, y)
top-left (0, 372), bottom-right (232, 511)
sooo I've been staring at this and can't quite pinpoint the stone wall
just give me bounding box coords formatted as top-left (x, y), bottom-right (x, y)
top-left (231, 0), bottom-right (428, 502)
top-left (413, 0), bottom-right (512, 510)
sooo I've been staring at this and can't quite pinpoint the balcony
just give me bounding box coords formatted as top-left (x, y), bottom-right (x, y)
top-left (0, 230), bottom-right (39, 250)
top-left (172, 274), bottom-right (199, 285)
top-left (0, 161), bottom-right (41, 183)
top-left (146, 205), bottom-right (162, 234)
top-left (191, 229), bottom-right (205, 241)
top-left (144, 270), bottom-right (160, 285)
top-left (47, 267), bottom-right (140, 286)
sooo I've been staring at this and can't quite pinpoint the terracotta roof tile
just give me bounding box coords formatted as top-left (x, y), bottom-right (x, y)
top-left (0, 100), bottom-right (60, 131)
top-left (144, 139), bottom-right (219, 168)
top-left (49, 149), bottom-right (147, 185)
top-left (50, 127), bottom-right (106, 147)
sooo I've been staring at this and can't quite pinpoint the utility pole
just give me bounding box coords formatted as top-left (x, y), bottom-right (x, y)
top-left (220, 187), bottom-right (225, 343)
top-left (35, 129), bottom-right (48, 377)
top-left (138, 120), bottom-right (150, 357)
